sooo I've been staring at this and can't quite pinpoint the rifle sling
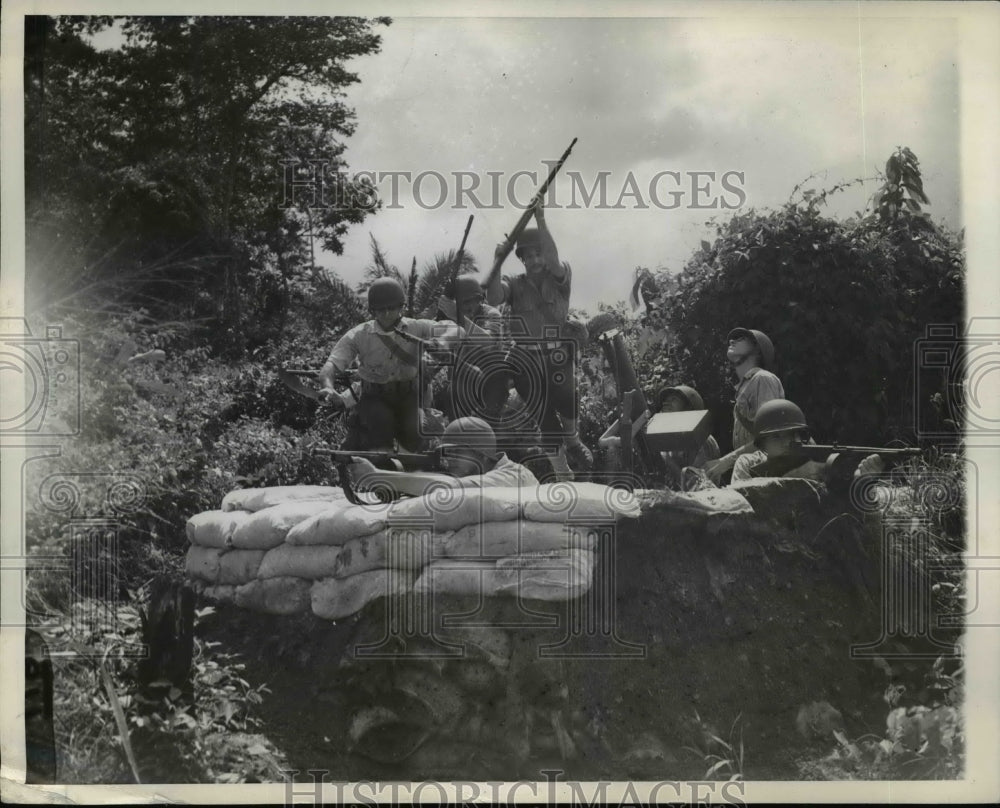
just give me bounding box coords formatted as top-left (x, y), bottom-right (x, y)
top-left (373, 331), bottom-right (419, 368)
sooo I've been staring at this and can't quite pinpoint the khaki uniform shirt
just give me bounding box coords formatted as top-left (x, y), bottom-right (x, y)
top-left (326, 318), bottom-right (456, 384)
top-left (501, 263), bottom-right (572, 339)
top-left (732, 367), bottom-right (785, 449)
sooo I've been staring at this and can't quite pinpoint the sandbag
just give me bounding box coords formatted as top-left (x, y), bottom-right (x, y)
top-left (217, 549), bottom-right (266, 585)
top-left (332, 528), bottom-right (434, 578)
top-left (440, 521), bottom-right (600, 559)
top-left (221, 485), bottom-right (348, 513)
top-left (494, 549), bottom-right (595, 601)
top-left (202, 584), bottom-right (236, 603)
top-left (478, 483), bottom-right (640, 523)
top-left (231, 501), bottom-right (341, 550)
top-left (311, 568), bottom-right (416, 621)
top-left (286, 503), bottom-right (391, 546)
top-left (525, 482), bottom-right (640, 522)
top-left (412, 560), bottom-right (503, 598)
top-left (185, 546), bottom-right (224, 582)
top-left (257, 544), bottom-right (342, 580)
top-left (385, 489), bottom-right (521, 533)
top-left (234, 577), bottom-right (312, 615)
top-left (186, 510), bottom-right (252, 549)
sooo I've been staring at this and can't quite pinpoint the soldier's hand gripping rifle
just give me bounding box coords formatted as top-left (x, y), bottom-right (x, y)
top-left (747, 444), bottom-right (922, 482)
top-left (481, 138), bottom-right (578, 293)
top-left (278, 367), bottom-right (358, 406)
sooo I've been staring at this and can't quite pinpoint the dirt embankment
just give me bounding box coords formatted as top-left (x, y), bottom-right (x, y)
top-left (201, 479), bottom-right (951, 780)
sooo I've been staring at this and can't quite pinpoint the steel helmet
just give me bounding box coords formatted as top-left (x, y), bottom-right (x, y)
top-left (514, 228), bottom-right (542, 259)
top-left (727, 327), bottom-right (776, 371)
top-left (367, 277), bottom-right (406, 310)
top-left (658, 384), bottom-right (705, 411)
top-left (452, 275), bottom-right (485, 304)
top-left (441, 416), bottom-right (497, 455)
top-left (752, 399), bottom-right (809, 444)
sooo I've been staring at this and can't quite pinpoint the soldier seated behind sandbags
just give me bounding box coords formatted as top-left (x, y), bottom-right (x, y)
top-left (347, 417), bottom-right (537, 499)
top-left (655, 385), bottom-right (721, 487)
top-left (731, 399), bottom-right (884, 483)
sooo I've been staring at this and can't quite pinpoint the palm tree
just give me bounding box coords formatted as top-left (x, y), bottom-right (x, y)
top-left (357, 235), bottom-right (478, 317)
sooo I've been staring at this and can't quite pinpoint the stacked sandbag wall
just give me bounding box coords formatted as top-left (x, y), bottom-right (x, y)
top-left (185, 483), bottom-right (641, 621)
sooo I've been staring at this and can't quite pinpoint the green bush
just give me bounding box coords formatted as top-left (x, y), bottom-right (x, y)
top-left (625, 154), bottom-right (964, 447)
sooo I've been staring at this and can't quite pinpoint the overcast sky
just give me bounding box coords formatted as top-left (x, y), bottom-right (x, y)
top-left (323, 13), bottom-right (960, 313)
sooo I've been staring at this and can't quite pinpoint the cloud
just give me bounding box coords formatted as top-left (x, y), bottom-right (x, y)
top-left (323, 15), bottom-right (960, 314)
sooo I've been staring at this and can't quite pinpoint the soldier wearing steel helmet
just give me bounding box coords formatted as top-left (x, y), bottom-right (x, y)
top-left (655, 384), bottom-right (721, 486)
top-left (346, 416), bottom-right (538, 498)
top-left (731, 399), bottom-right (884, 482)
top-left (317, 277), bottom-right (462, 452)
top-left (433, 275), bottom-right (511, 422)
top-left (704, 327), bottom-right (785, 484)
top-left (483, 201), bottom-right (593, 475)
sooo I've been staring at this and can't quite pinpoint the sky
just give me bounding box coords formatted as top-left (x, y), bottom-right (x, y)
top-left (323, 12), bottom-right (961, 313)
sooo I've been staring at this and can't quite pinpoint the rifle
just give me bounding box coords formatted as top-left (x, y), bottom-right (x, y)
top-left (747, 444), bottom-right (921, 481)
top-left (313, 447), bottom-right (447, 504)
top-left (278, 367), bottom-right (358, 403)
top-left (481, 138), bottom-right (578, 292)
top-left (392, 327), bottom-right (456, 358)
top-left (590, 317), bottom-right (657, 473)
top-left (407, 256), bottom-right (418, 317)
top-left (446, 214), bottom-right (475, 296)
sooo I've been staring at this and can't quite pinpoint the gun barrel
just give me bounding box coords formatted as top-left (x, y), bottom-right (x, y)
top-left (821, 445), bottom-right (922, 456)
top-left (483, 138), bottom-right (577, 289)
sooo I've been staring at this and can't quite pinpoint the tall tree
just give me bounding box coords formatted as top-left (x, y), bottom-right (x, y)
top-left (25, 15), bottom-right (389, 335)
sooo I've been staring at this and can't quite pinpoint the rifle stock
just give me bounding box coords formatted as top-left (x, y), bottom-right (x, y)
top-left (482, 137), bottom-right (578, 291)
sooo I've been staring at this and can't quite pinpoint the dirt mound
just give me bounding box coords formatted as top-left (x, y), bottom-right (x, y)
top-left (199, 480), bottom-right (917, 780)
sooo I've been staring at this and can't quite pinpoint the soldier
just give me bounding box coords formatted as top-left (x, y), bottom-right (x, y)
top-left (436, 275), bottom-right (510, 422)
top-left (317, 277), bottom-right (461, 452)
top-left (484, 202), bottom-right (593, 472)
top-left (731, 399), bottom-right (884, 482)
top-left (347, 416), bottom-right (537, 498)
top-left (655, 385), bottom-right (721, 487)
top-left (704, 327), bottom-right (784, 484)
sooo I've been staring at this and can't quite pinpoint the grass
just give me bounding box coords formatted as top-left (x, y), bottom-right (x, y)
top-left (682, 710), bottom-right (745, 781)
top-left (31, 596), bottom-right (286, 783)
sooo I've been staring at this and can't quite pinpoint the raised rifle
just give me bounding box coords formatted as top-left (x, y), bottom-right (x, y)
top-left (747, 444), bottom-right (922, 482)
top-left (590, 316), bottom-right (657, 474)
top-left (407, 256), bottom-right (418, 317)
top-left (481, 138), bottom-right (578, 293)
top-left (446, 214), bottom-right (475, 296)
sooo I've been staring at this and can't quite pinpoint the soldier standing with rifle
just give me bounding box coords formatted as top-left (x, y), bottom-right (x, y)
top-left (317, 278), bottom-right (461, 452)
top-left (484, 200), bottom-right (593, 472)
